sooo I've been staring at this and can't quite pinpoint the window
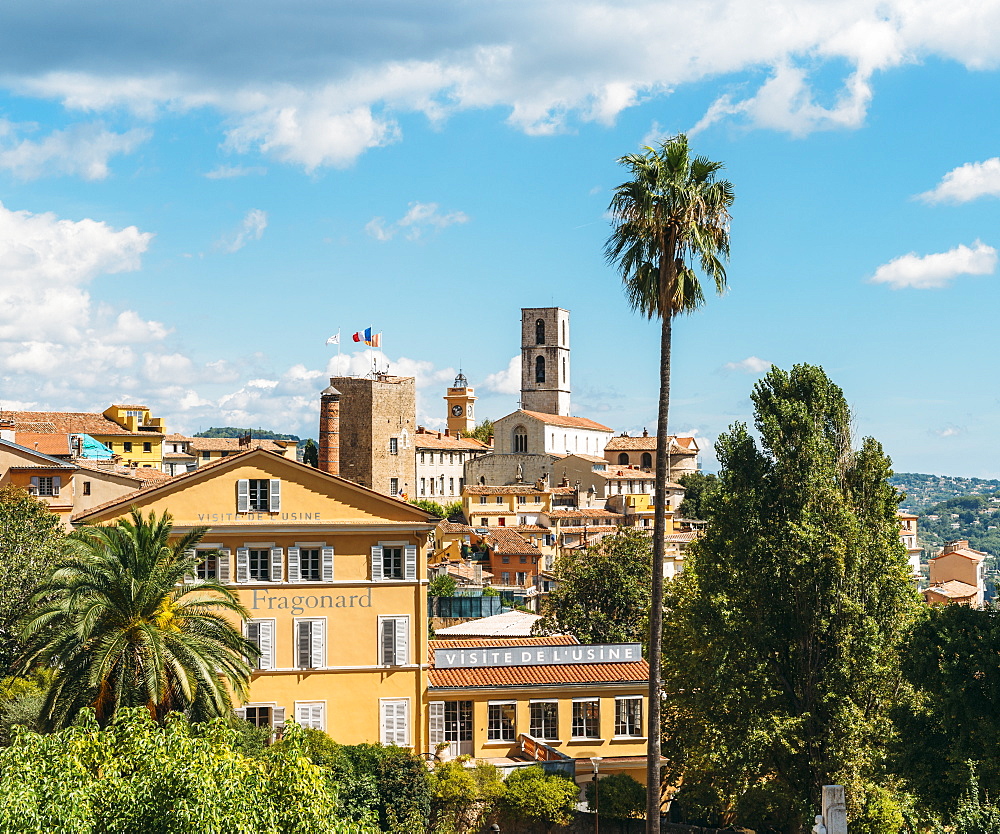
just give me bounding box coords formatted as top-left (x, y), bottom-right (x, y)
top-left (143, 442), bottom-right (152, 453)
top-left (535, 318), bottom-right (545, 344)
top-left (245, 620), bottom-right (275, 670)
top-left (379, 546), bottom-right (403, 579)
top-left (498, 517), bottom-right (506, 527)
top-left (502, 556), bottom-right (510, 564)
top-left (449, 478), bottom-right (454, 493)
top-left (296, 619), bottom-right (325, 669)
top-left (519, 556), bottom-right (527, 564)
top-left (299, 549), bottom-right (321, 582)
top-left (516, 571), bottom-right (527, 584)
top-left (572, 700), bottom-right (600, 738)
top-left (562, 320), bottom-right (566, 344)
top-left (501, 571), bottom-right (511, 584)
top-left (479, 496), bottom-right (488, 504)
top-left (244, 705), bottom-right (272, 727)
top-left (517, 495), bottom-right (526, 505)
top-left (444, 700), bottom-right (473, 743)
top-left (390, 478), bottom-right (399, 496)
top-left (249, 549), bottom-right (272, 582)
top-left (197, 551), bottom-right (218, 580)
top-left (615, 697), bottom-right (643, 737)
top-left (642, 452), bottom-right (653, 469)
top-left (535, 356), bottom-right (545, 383)
top-left (123, 442), bottom-right (133, 453)
top-left (420, 479), bottom-right (426, 496)
top-left (249, 479), bottom-right (270, 511)
top-left (389, 437), bottom-right (398, 455)
top-left (618, 453), bottom-right (629, 465)
top-left (33, 476), bottom-right (57, 496)
top-left (496, 496), bottom-right (504, 504)
top-left (429, 479), bottom-right (435, 495)
top-left (530, 701), bottom-right (558, 739)
top-left (202, 451), bottom-right (211, 460)
top-left (379, 617), bottom-right (409, 665)
top-left (488, 702), bottom-right (516, 741)
top-left (237, 479), bottom-right (281, 513)
top-left (82, 481), bottom-right (91, 496)
top-left (381, 699), bottom-right (409, 746)
top-left (420, 452), bottom-right (425, 463)
top-left (295, 702), bottom-right (325, 731)
top-left (562, 356), bottom-right (566, 381)
top-left (449, 453), bottom-right (454, 465)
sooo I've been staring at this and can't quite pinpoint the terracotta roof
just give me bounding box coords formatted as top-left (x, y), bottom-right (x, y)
top-left (3, 410), bottom-right (150, 437)
top-left (932, 547), bottom-right (987, 562)
top-left (605, 434), bottom-right (699, 452)
top-left (14, 433), bottom-right (72, 456)
top-left (185, 437), bottom-right (292, 452)
top-left (486, 529), bottom-right (542, 556)
top-left (550, 485), bottom-right (576, 494)
top-left (510, 524), bottom-right (548, 533)
top-left (469, 510), bottom-right (518, 516)
top-left (465, 486), bottom-right (548, 495)
top-left (163, 451), bottom-right (196, 459)
top-left (438, 521), bottom-right (475, 534)
top-left (109, 404), bottom-right (149, 410)
top-left (559, 525), bottom-right (619, 534)
top-left (516, 410), bottom-right (613, 432)
top-left (429, 635), bottom-right (650, 688)
top-left (164, 433), bottom-right (190, 441)
top-left (414, 431), bottom-right (489, 451)
top-left (547, 509), bottom-right (622, 519)
top-left (562, 454), bottom-right (607, 464)
top-left (897, 511), bottom-right (918, 519)
top-left (602, 470), bottom-right (656, 481)
top-left (925, 580), bottom-right (979, 599)
top-left (664, 532), bottom-right (699, 543)
top-left (440, 563), bottom-right (494, 582)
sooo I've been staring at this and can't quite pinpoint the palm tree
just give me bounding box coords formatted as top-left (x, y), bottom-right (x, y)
top-left (15, 508), bottom-right (257, 729)
top-left (605, 134), bottom-right (733, 831)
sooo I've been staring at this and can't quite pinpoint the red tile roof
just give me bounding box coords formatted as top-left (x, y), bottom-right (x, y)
top-left (605, 434), bottom-right (699, 452)
top-left (414, 430), bottom-right (490, 451)
top-left (485, 529), bottom-right (541, 556)
top-left (4, 410), bottom-right (150, 437)
top-left (465, 485), bottom-right (548, 495)
top-left (185, 437), bottom-right (293, 452)
top-left (14, 433), bottom-right (72, 456)
top-left (517, 410), bottom-right (613, 432)
top-left (924, 580), bottom-right (979, 599)
top-left (547, 509), bottom-right (622, 519)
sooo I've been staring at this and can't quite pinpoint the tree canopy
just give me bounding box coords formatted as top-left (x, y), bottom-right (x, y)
top-left (661, 364), bottom-right (920, 832)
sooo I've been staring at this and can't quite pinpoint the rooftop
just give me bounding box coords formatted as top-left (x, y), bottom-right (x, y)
top-left (516, 410), bottom-right (614, 432)
top-left (485, 528), bottom-right (542, 556)
top-left (434, 611), bottom-right (543, 638)
top-left (605, 434), bottom-right (699, 452)
top-left (3, 410), bottom-right (154, 437)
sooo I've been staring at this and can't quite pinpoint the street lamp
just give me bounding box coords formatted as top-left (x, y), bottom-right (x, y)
top-left (590, 757), bottom-right (603, 834)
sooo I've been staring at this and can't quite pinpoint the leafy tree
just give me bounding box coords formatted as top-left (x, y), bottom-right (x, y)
top-left (15, 509), bottom-right (257, 729)
top-left (302, 438), bottom-right (319, 467)
top-left (429, 574), bottom-right (457, 597)
top-left (462, 420), bottom-right (493, 445)
top-left (533, 529), bottom-right (651, 644)
top-left (499, 766), bottom-right (577, 832)
top-left (0, 486), bottom-right (65, 670)
top-left (194, 427), bottom-right (300, 441)
top-left (893, 604), bottom-right (1000, 817)
top-left (660, 364), bottom-right (920, 831)
top-left (585, 772), bottom-right (646, 820)
top-left (0, 708), bottom-right (374, 833)
top-left (443, 501), bottom-right (464, 520)
top-left (411, 498), bottom-right (447, 518)
top-left (430, 759), bottom-right (504, 834)
top-left (337, 743), bottom-right (432, 833)
top-left (606, 133), bottom-right (734, 829)
top-left (676, 471), bottom-right (718, 521)
top-left (0, 668), bottom-right (50, 743)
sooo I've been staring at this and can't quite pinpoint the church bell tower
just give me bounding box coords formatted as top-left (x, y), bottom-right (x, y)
top-left (520, 307), bottom-right (570, 416)
top-left (444, 372), bottom-right (477, 436)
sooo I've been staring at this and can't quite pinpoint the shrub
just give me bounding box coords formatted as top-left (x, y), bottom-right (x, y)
top-left (585, 772), bottom-right (645, 819)
top-left (500, 765), bottom-right (578, 831)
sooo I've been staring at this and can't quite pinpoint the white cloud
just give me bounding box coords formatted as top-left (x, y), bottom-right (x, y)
top-left (918, 158), bottom-right (1000, 204)
top-left (869, 240), bottom-right (997, 289)
top-left (482, 355), bottom-right (521, 394)
top-left (221, 209), bottom-right (268, 253)
top-left (204, 164), bottom-right (266, 179)
top-left (935, 426), bottom-right (961, 438)
top-left (723, 356), bottom-right (772, 374)
top-left (0, 119), bottom-right (149, 180)
top-left (365, 201), bottom-right (469, 242)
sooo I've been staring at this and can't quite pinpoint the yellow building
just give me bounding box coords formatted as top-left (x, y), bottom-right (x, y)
top-left (75, 447), bottom-right (435, 746)
top-left (462, 483), bottom-right (553, 529)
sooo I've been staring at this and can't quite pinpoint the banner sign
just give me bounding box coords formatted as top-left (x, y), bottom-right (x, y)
top-left (434, 643), bottom-right (643, 669)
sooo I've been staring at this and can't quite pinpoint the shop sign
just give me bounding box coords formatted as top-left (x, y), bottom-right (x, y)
top-left (434, 642), bottom-right (642, 669)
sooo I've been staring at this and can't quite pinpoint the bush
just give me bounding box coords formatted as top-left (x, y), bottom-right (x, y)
top-left (500, 765), bottom-right (578, 831)
top-left (585, 772), bottom-right (645, 820)
top-left (430, 760), bottom-right (504, 834)
top-left (429, 575), bottom-right (458, 597)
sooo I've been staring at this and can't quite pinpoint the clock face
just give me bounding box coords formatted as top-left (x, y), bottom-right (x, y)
top-left (451, 405), bottom-right (464, 416)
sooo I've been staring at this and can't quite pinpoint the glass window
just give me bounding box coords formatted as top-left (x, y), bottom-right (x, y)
top-left (502, 556), bottom-right (510, 564)
top-left (572, 700), bottom-right (600, 738)
top-left (501, 572), bottom-right (510, 584)
top-left (516, 572), bottom-right (527, 584)
top-left (143, 442), bottom-right (152, 453)
top-left (202, 451), bottom-right (210, 460)
top-left (530, 702), bottom-right (558, 739)
top-left (519, 556), bottom-right (527, 564)
top-left (615, 697), bottom-right (642, 737)
top-left (513, 426), bottom-right (528, 453)
top-left (248, 479), bottom-right (270, 511)
top-left (517, 495), bottom-right (526, 504)
top-left (488, 702), bottom-right (516, 741)
top-left (390, 478), bottom-right (399, 496)
top-left (36, 477), bottom-right (55, 496)
top-left (444, 701), bottom-right (473, 742)
top-left (197, 551), bottom-right (218, 580)
top-left (382, 547), bottom-right (404, 580)
top-left (389, 437), bottom-right (398, 455)
top-left (123, 442), bottom-right (133, 453)
top-left (244, 705), bottom-right (272, 727)
top-left (82, 481), bottom-right (91, 495)
top-left (249, 549), bottom-right (271, 582)
top-left (300, 549), bottom-right (321, 582)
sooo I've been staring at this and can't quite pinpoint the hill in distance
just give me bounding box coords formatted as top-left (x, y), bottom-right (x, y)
top-left (194, 427), bottom-right (301, 442)
top-left (891, 472), bottom-right (1000, 514)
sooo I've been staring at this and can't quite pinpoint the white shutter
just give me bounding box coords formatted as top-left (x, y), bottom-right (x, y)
top-left (287, 547), bottom-right (301, 583)
top-left (270, 548), bottom-right (283, 583)
top-left (234, 706), bottom-right (247, 721)
top-left (237, 479), bottom-right (250, 513)
top-left (321, 547), bottom-right (334, 582)
top-left (429, 701), bottom-right (445, 746)
top-left (29, 476), bottom-right (38, 495)
top-left (246, 621), bottom-right (260, 666)
top-left (381, 701), bottom-right (395, 745)
top-left (236, 548), bottom-right (250, 583)
top-left (218, 549), bottom-right (231, 584)
top-left (371, 546), bottom-right (384, 581)
top-left (297, 621), bottom-right (311, 669)
top-left (389, 700), bottom-right (409, 746)
top-left (404, 545), bottom-right (417, 581)
top-left (269, 479), bottom-right (281, 512)
top-left (259, 620), bottom-right (275, 670)
top-left (310, 703), bottom-right (324, 730)
top-left (296, 702), bottom-right (311, 726)
top-left (183, 548), bottom-right (197, 584)
top-left (272, 705), bottom-right (286, 730)
top-left (394, 618), bottom-right (408, 666)
top-left (381, 618), bottom-right (395, 665)
top-left (310, 620), bottom-right (324, 669)
top-left (52, 476), bottom-right (61, 496)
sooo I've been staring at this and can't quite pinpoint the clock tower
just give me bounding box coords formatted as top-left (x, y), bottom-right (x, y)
top-left (444, 372), bottom-right (477, 436)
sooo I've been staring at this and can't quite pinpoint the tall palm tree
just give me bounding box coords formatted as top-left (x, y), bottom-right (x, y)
top-left (15, 508), bottom-right (257, 729)
top-left (605, 134), bottom-right (733, 831)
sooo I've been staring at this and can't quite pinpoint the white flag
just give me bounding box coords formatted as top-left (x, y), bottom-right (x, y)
top-left (326, 332), bottom-right (340, 345)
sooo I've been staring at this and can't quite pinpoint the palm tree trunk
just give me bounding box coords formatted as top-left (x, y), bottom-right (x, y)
top-left (647, 312), bottom-right (671, 833)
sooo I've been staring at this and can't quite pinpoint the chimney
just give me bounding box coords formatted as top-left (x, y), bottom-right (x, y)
top-left (942, 540), bottom-right (969, 554)
top-left (318, 382), bottom-right (342, 476)
top-left (642, 428), bottom-right (649, 437)
top-left (444, 428), bottom-right (450, 437)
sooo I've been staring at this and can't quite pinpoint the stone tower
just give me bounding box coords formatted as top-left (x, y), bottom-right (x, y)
top-left (444, 372), bottom-right (477, 436)
top-left (324, 374), bottom-right (416, 498)
top-left (520, 307), bottom-right (570, 416)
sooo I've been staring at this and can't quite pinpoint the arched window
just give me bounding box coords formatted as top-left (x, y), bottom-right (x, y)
top-left (618, 453), bottom-right (629, 465)
top-left (535, 319), bottom-right (545, 345)
top-left (641, 452), bottom-right (652, 469)
top-left (535, 356), bottom-right (545, 383)
top-left (513, 426), bottom-right (528, 453)
top-left (562, 357), bottom-right (566, 381)
top-left (562, 321), bottom-right (566, 345)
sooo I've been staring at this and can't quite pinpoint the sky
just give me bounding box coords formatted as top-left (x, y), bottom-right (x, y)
top-left (2, 1), bottom-right (1000, 478)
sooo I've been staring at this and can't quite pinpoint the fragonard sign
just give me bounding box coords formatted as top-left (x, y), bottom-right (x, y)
top-left (434, 643), bottom-right (643, 669)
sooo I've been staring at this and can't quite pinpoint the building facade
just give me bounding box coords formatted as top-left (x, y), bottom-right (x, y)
top-left (521, 307), bottom-right (571, 417)
top-left (414, 428), bottom-right (490, 503)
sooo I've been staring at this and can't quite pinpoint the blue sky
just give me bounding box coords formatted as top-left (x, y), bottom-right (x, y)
top-left (2, 1), bottom-right (1000, 478)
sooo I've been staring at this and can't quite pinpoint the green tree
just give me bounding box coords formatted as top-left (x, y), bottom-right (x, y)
top-left (660, 364), bottom-right (920, 831)
top-left (302, 439), bottom-right (319, 467)
top-left (411, 498), bottom-right (447, 518)
top-left (606, 133), bottom-right (734, 829)
top-left (0, 486), bottom-right (65, 670)
top-left (429, 574), bottom-right (457, 597)
top-left (430, 759), bottom-right (504, 834)
top-left (462, 420), bottom-right (494, 445)
top-left (676, 471), bottom-right (719, 521)
top-left (586, 772), bottom-right (646, 820)
top-left (15, 509), bottom-right (257, 729)
top-left (499, 765), bottom-right (577, 832)
top-left (533, 529), bottom-right (651, 644)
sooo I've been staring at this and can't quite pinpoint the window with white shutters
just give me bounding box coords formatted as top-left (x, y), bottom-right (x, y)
top-left (295, 702), bottom-right (325, 731)
top-left (404, 545), bottom-right (417, 581)
top-left (217, 549), bottom-right (231, 583)
top-left (245, 619), bottom-right (275, 670)
top-left (380, 699), bottom-right (409, 746)
top-left (321, 547), bottom-right (334, 582)
top-left (296, 619), bottom-right (325, 669)
top-left (236, 548), bottom-right (250, 583)
top-left (196, 550), bottom-right (218, 580)
top-left (379, 617), bottom-right (408, 666)
top-left (429, 701), bottom-right (445, 747)
top-left (248, 549), bottom-right (270, 581)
